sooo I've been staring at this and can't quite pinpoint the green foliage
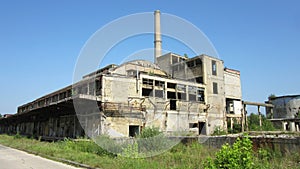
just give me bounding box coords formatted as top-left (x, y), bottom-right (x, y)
top-left (137, 127), bottom-right (172, 154)
top-left (13, 132), bottom-right (22, 139)
top-left (138, 127), bottom-right (161, 138)
top-left (248, 113), bottom-right (275, 131)
top-left (212, 126), bottom-right (227, 136)
top-left (119, 142), bottom-right (139, 158)
top-left (204, 137), bottom-right (254, 169)
top-left (1, 134), bottom-right (300, 169)
top-left (227, 118), bottom-right (242, 134)
top-left (268, 94), bottom-right (276, 100)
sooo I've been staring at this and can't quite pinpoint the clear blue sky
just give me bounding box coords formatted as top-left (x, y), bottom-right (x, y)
top-left (0, 0), bottom-right (299, 114)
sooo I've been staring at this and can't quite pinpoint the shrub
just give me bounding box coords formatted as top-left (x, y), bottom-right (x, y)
top-left (204, 136), bottom-right (254, 169)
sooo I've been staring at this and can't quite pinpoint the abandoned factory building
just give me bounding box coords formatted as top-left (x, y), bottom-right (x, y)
top-left (0, 54), bottom-right (242, 138)
top-left (0, 10), bottom-right (243, 139)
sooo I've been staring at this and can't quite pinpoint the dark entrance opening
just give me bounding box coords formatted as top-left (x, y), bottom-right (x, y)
top-left (198, 122), bottom-right (206, 135)
top-left (170, 100), bottom-right (177, 110)
top-left (129, 125), bottom-right (139, 137)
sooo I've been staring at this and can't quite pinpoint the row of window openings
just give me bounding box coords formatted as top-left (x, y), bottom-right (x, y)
top-left (143, 79), bottom-right (204, 89)
top-left (142, 88), bottom-right (205, 102)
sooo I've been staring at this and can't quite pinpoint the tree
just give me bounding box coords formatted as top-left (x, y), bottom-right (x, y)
top-left (248, 113), bottom-right (275, 131)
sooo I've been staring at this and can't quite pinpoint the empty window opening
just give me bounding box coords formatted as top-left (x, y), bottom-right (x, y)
top-left (155, 80), bottom-right (164, 87)
top-left (129, 125), bottom-right (140, 137)
top-left (198, 122), bottom-right (206, 135)
top-left (170, 100), bottom-right (177, 110)
top-left (155, 90), bottom-right (164, 98)
top-left (195, 58), bottom-right (202, 65)
top-left (177, 93), bottom-right (186, 100)
top-left (197, 88), bottom-right (205, 102)
top-left (142, 78), bottom-right (153, 86)
top-left (187, 60), bottom-right (195, 68)
top-left (212, 60), bottom-right (217, 76)
top-left (167, 91), bottom-right (176, 99)
top-left (188, 86), bottom-right (197, 101)
top-left (189, 123), bottom-right (198, 128)
top-left (142, 88), bottom-right (153, 97)
top-left (167, 83), bottom-right (176, 89)
top-left (195, 77), bottom-right (203, 84)
top-left (213, 82), bottom-right (218, 94)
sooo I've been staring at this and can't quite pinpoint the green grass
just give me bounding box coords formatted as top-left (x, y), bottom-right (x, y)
top-left (0, 134), bottom-right (298, 169)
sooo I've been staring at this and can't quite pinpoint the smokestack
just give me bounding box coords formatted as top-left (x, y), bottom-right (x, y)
top-left (154, 10), bottom-right (162, 63)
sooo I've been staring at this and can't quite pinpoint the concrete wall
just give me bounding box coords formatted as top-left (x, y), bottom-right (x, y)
top-left (224, 70), bottom-right (242, 100)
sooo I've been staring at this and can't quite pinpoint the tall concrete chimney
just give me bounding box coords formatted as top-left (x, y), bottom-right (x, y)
top-left (154, 10), bottom-right (162, 63)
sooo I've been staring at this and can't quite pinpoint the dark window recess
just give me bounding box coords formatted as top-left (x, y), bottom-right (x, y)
top-left (170, 100), bottom-right (176, 110)
top-left (199, 122), bottom-right (206, 135)
top-left (187, 61), bottom-right (195, 67)
top-left (212, 60), bottom-right (217, 76)
top-left (155, 90), bottom-right (164, 98)
top-left (155, 80), bottom-right (164, 87)
top-left (195, 77), bottom-right (203, 84)
top-left (129, 125), bottom-right (139, 137)
top-left (167, 83), bottom-right (176, 89)
top-left (142, 88), bottom-right (153, 97)
top-left (189, 94), bottom-right (196, 101)
top-left (195, 58), bottom-right (202, 65)
top-left (189, 123), bottom-right (198, 128)
top-left (213, 82), bottom-right (218, 94)
top-left (177, 93), bottom-right (186, 100)
top-left (167, 91), bottom-right (176, 99)
top-left (197, 89), bottom-right (205, 102)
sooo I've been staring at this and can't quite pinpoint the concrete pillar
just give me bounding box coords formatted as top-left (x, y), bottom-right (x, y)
top-left (282, 122), bottom-right (287, 131)
top-left (258, 106), bottom-right (262, 130)
top-left (296, 124), bottom-right (299, 132)
top-left (289, 122), bottom-right (296, 132)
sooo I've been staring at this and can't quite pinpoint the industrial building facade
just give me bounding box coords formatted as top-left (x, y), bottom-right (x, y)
top-left (0, 53), bottom-right (242, 139)
top-left (0, 10), bottom-right (243, 139)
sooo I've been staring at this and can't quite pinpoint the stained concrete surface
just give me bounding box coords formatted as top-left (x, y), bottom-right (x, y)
top-left (0, 144), bottom-right (82, 169)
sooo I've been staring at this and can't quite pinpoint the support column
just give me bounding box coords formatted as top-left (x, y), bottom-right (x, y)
top-left (258, 106), bottom-right (262, 130)
top-left (289, 122), bottom-right (296, 132)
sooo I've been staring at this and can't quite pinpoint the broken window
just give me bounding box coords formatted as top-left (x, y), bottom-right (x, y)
top-left (195, 58), bottom-right (202, 65)
top-left (195, 77), bottom-right (203, 84)
top-left (177, 84), bottom-right (186, 92)
top-left (197, 88), bottom-right (205, 102)
top-left (213, 82), bottom-right (218, 94)
top-left (212, 60), bottom-right (217, 76)
top-left (187, 60), bottom-right (195, 68)
top-left (155, 90), bottom-right (164, 98)
top-left (177, 93), bottom-right (186, 100)
top-left (142, 88), bottom-right (153, 97)
top-left (167, 91), bottom-right (176, 99)
top-left (155, 80), bottom-right (164, 88)
top-left (95, 79), bottom-right (102, 95)
top-left (188, 86), bottom-right (197, 101)
top-left (142, 78), bottom-right (153, 86)
top-left (170, 100), bottom-right (177, 110)
top-left (167, 83), bottom-right (176, 89)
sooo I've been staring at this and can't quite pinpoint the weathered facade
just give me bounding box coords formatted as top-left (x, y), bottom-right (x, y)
top-left (266, 95), bottom-right (300, 132)
top-left (0, 10), bottom-right (243, 139)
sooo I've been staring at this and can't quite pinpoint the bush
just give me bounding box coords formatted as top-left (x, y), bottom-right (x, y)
top-left (204, 136), bottom-right (254, 169)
